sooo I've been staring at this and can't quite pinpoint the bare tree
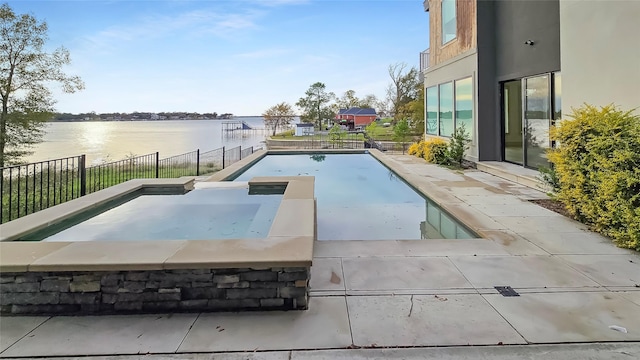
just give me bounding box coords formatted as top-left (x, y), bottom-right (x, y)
top-left (263, 102), bottom-right (295, 136)
top-left (386, 63), bottom-right (419, 122)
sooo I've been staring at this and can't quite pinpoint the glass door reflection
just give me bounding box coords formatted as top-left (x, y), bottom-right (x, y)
top-left (503, 80), bottom-right (524, 165)
top-left (524, 75), bottom-right (551, 169)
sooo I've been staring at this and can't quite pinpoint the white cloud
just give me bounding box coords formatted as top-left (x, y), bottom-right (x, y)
top-left (79, 9), bottom-right (260, 53)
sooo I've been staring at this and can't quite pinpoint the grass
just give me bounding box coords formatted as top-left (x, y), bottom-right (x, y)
top-left (1, 162), bottom-right (220, 224)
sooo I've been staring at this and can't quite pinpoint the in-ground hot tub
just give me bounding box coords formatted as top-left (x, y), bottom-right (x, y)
top-left (0, 175), bottom-right (315, 315)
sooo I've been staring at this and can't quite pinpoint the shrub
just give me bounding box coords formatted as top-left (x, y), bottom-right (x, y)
top-left (423, 138), bottom-right (449, 165)
top-left (548, 104), bottom-right (640, 251)
top-left (448, 124), bottom-right (471, 167)
top-left (408, 142), bottom-right (420, 156)
top-left (538, 165), bottom-right (560, 194)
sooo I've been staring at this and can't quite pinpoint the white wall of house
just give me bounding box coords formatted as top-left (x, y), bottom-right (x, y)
top-left (560, 0), bottom-right (640, 114)
top-left (424, 50), bottom-right (479, 161)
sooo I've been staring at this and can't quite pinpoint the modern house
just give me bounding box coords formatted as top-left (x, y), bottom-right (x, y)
top-left (335, 108), bottom-right (377, 130)
top-left (421, 0), bottom-right (640, 169)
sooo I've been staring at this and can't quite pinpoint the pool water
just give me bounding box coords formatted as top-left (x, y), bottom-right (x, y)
top-left (231, 154), bottom-right (475, 240)
top-left (40, 187), bottom-right (282, 242)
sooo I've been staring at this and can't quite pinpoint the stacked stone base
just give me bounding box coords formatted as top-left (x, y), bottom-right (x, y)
top-left (0, 267), bottom-right (309, 315)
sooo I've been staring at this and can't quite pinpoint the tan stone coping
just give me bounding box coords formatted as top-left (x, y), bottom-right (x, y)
top-left (0, 177), bottom-right (315, 272)
top-left (368, 149), bottom-right (486, 239)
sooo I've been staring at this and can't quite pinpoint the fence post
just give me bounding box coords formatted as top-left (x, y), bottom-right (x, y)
top-left (222, 146), bottom-right (225, 169)
top-left (251, 146), bottom-right (253, 154)
top-left (239, 146), bottom-right (242, 160)
top-left (155, 152), bottom-right (159, 178)
top-left (79, 155), bottom-right (87, 196)
top-left (196, 149), bottom-right (200, 176)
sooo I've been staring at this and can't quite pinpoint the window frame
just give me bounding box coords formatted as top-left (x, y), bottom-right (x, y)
top-left (454, 76), bottom-right (474, 141)
top-left (441, 0), bottom-right (457, 45)
top-left (425, 86), bottom-right (439, 135)
top-left (438, 82), bottom-right (454, 138)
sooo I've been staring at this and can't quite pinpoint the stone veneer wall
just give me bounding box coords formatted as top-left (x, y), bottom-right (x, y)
top-left (0, 267), bottom-right (309, 315)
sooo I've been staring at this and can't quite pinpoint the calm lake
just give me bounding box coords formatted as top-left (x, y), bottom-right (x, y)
top-left (24, 117), bottom-right (275, 165)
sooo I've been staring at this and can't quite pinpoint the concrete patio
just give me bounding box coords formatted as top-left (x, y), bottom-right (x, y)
top-left (1, 154), bottom-right (639, 359)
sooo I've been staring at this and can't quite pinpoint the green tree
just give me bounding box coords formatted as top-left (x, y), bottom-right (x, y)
top-left (359, 93), bottom-right (378, 109)
top-left (328, 124), bottom-right (346, 148)
top-left (448, 123), bottom-right (471, 167)
top-left (0, 3), bottom-right (84, 166)
top-left (296, 82), bottom-right (335, 130)
top-left (262, 102), bottom-right (295, 136)
top-left (335, 89), bottom-right (360, 110)
top-left (393, 118), bottom-right (411, 154)
top-left (386, 63), bottom-right (419, 123)
top-left (334, 90), bottom-right (379, 115)
top-left (402, 86), bottom-right (424, 134)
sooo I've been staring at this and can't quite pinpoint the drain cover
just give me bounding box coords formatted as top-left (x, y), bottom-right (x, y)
top-left (495, 286), bottom-right (520, 297)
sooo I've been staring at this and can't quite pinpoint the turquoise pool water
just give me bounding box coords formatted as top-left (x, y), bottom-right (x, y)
top-left (39, 187), bottom-right (282, 242)
top-left (231, 153), bottom-right (475, 240)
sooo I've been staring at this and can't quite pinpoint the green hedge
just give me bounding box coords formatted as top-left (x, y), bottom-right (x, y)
top-left (547, 104), bottom-right (639, 251)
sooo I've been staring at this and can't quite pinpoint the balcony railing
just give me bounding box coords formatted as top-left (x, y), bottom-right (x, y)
top-left (420, 48), bottom-right (430, 73)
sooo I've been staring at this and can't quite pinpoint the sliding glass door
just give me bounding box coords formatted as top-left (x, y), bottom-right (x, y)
top-left (524, 75), bottom-right (551, 169)
top-left (503, 80), bottom-right (523, 165)
top-left (502, 73), bottom-right (558, 168)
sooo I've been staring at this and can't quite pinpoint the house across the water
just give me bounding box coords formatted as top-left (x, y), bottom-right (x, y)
top-left (335, 108), bottom-right (377, 130)
top-left (295, 123), bottom-right (315, 136)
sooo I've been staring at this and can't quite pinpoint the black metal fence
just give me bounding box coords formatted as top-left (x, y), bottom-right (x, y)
top-left (302, 133), bottom-right (365, 150)
top-left (1, 145), bottom-right (258, 224)
top-left (223, 146), bottom-right (241, 168)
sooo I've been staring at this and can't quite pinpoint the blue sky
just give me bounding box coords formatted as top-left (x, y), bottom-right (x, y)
top-left (9, 0), bottom-right (429, 115)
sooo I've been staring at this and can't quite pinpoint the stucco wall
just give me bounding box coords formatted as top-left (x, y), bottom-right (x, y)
top-left (425, 50), bottom-right (479, 161)
top-left (560, 0), bottom-right (640, 113)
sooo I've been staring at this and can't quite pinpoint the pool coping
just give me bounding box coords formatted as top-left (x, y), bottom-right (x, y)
top-left (0, 176), bottom-right (315, 273)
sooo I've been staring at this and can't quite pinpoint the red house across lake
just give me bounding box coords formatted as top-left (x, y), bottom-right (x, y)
top-left (335, 108), bottom-right (377, 130)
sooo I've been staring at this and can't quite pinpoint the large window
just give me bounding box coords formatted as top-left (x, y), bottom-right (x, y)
top-left (426, 77), bottom-right (474, 139)
top-left (455, 77), bottom-right (473, 140)
top-left (439, 82), bottom-right (454, 137)
top-left (442, 0), bottom-right (457, 44)
top-left (426, 86), bottom-right (438, 135)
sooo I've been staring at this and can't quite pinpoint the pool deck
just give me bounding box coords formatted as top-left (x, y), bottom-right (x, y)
top-left (1, 153), bottom-right (639, 359)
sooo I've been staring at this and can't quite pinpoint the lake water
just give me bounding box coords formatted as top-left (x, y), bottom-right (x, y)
top-left (24, 117), bottom-right (275, 165)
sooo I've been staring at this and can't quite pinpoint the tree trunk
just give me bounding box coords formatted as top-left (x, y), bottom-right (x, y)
top-left (1, 65), bottom-right (14, 168)
top-left (0, 99), bottom-right (8, 168)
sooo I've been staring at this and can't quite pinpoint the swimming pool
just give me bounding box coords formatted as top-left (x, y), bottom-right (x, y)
top-left (28, 184), bottom-right (282, 242)
top-left (230, 153), bottom-right (475, 240)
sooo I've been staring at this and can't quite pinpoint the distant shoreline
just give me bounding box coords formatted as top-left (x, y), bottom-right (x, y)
top-left (47, 116), bottom-right (269, 123)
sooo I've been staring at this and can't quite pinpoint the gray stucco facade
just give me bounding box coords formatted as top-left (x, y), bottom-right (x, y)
top-left (477, 0), bottom-right (561, 162)
top-left (425, 0), bottom-right (562, 165)
top-left (424, 50), bottom-right (479, 161)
